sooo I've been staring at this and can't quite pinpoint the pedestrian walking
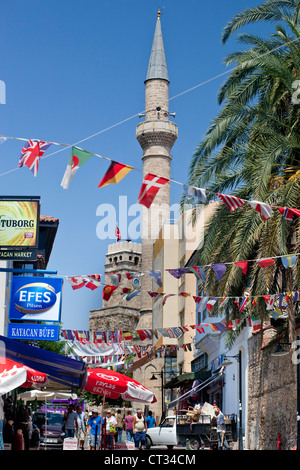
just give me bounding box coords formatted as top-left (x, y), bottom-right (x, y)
top-left (132, 409), bottom-right (147, 450)
top-left (76, 405), bottom-right (86, 450)
top-left (63, 404), bottom-right (78, 439)
top-left (146, 411), bottom-right (156, 429)
top-left (116, 409), bottom-right (123, 442)
top-left (124, 410), bottom-right (134, 442)
top-left (214, 407), bottom-right (230, 450)
top-left (88, 408), bottom-right (102, 450)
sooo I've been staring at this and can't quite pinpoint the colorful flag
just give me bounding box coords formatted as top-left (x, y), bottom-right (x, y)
top-left (206, 297), bottom-right (218, 312)
top-left (252, 316), bottom-right (261, 332)
top-left (281, 255), bottom-right (297, 269)
top-left (102, 285), bottom-right (117, 301)
top-left (270, 308), bottom-right (283, 320)
top-left (137, 173), bottom-right (169, 208)
top-left (19, 139), bottom-right (52, 177)
top-left (248, 201), bottom-right (273, 220)
top-left (66, 276), bottom-right (87, 290)
top-left (199, 296), bottom-right (209, 312)
top-left (115, 225), bottom-right (121, 242)
top-left (216, 193), bottom-right (244, 212)
top-left (179, 292), bottom-right (190, 298)
top-left (234, 261), bottom-right (248, 274)
top-left (147, 270), bottom-right (162, 288)
top-left (106, 273), bottom-right (121, 286)
top-left (124, 289), bottom-right (141, 301)
top-left (211, 263), bottom-right (227, 281)
top-left (193, 296), bottom-right (202, 303)
top-left (85, 278), bottom-right (101, 290)
top-left (257, 257), bottom-right (275, 268)
top-left (189, 266), bottom-right (206, 282)
top-left (98, 160), bottom-right (133, 188)
top-left (61, 147), bottom-right (93, 189)
top-left (123, 331), bottom-right (133, 341)
top-left (162, 294), bottom-right (175, 306)
top-left (266, 294), bottom-right (275, 310)
top-left (239, 297), bottom-right (249, 312)
top-left (88, 274), bottom-right (101, 282)
top-left (183, 185), bottom-right (206, 203)
top-left (277, 206), bottom-right (300, 221)
top-left (167, 268), bottom-right (189, 279)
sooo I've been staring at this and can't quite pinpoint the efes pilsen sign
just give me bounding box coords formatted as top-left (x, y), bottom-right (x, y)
top-left (9, 276), bottom-right (63, 322)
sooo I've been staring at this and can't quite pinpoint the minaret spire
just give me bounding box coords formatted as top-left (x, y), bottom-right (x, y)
top-left (146, 10), bottom-right (169, 83)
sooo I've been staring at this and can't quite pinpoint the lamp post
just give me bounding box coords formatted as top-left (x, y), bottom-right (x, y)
top-left (223, 353), bottom-right (243, 450)
top-left (150, 370), bottom-right (177, 422)
top-left (150, 370), bottom-right (165, 422)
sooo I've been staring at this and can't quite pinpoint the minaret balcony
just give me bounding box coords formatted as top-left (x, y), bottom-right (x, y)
top-left (136, 120), bottom-right (178, 152)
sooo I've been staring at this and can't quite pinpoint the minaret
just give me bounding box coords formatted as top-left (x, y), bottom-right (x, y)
top-left (136, 10), bottom-right (178, 327)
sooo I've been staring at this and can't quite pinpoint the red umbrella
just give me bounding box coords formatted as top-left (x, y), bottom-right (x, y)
top-left (85, 368), bottom-right (157, 403)
top-left (0, 356), bottom-right (47, 394)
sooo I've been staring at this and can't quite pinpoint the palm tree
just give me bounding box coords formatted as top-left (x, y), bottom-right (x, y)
top-left (185, 0), bottom-right (300, 345)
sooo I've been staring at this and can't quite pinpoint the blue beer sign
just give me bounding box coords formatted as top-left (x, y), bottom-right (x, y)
top-left (9, 276), bottom-right (63, 322)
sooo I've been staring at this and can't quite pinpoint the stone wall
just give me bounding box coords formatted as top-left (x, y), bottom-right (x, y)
top-left (247, 333), bottom-right (297, 450)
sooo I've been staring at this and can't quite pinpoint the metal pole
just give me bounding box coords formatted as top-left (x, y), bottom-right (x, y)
top-left (297, 336), bottom-right (300, 450)
top-left (238, 351), bottom-right (243, 450)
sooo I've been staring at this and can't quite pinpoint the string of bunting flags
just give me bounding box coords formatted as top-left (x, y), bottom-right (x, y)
top-left (0, 136), bottom-right (299, 220)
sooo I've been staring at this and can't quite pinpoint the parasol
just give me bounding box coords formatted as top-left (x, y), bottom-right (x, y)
top-left (85, 368), bottom-right (157, 403)
top-left (0, 356), bottom-right (47, 395)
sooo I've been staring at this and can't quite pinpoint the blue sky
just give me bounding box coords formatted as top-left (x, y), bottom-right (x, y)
top-left (0, 0), bottom-right (273, 330)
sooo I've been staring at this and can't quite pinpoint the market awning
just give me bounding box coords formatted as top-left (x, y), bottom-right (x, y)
top-left (167, 368), bottom-right (225, 409)
top-left (165, 370), bottom-right (212, 389)
top-left (0, 335), bottom-right (87, 391)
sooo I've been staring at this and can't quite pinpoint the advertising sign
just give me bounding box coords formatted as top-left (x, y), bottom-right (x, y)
top-left (9, 276), bottom-right (63, 322)
top-left (0, 249), bottom-right (37, 261)
top-left (0, 199), bottom-right (40, 248)
top-left (7, 324), bottom-right (60, 341)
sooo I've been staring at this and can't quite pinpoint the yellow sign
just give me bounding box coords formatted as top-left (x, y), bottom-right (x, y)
top-left (0, 200), bottom-right (39, 247)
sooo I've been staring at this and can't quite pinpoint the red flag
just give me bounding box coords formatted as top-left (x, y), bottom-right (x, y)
top-left (102, 285), bottom-right (117, 301)
top-left (234, 261), bottom-right (248, 274)
top-left (257, 258), bottom-right (275, 268)
top-left (277, 206), bottom-right (300, 221)
top-left (216, 193), bottom-right (244, 212)
top-left (137, 173), bottom-right (169, 208)
top-left (115, 225), bottom-right (121, 241)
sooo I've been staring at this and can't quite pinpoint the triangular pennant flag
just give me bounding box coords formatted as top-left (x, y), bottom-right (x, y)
top-left (137, 173), bottom-right (169, 208)
top-left (277, 206), bottom-right (300, 221)
top-left (248, 201), bottom-right (273, 220)
top-left (281, 255), bottom-right (297, 269)
top-left (234, 261), bottom-right (248, 274)
top-left (216, 193), bottom-right (244, 212)
top-left (61, 147), bottom-right (93, 189)
top-left (124, 289), bottom-right (141, 301)
top-left (98, 160), bottom-right (133, 188)
top-left (211, 263), bottom-right (227, 281)
top-left (167, 268), bottom-right (189, 279)
top-left (19, 139), bottom-right (52, 177)
top-left (257, 258), bottom-right (275, 268)
top-left (115, 225), bottom-right (121, 242)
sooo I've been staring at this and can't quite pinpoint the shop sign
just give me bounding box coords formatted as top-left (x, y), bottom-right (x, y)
top-left (9, 276), bottom-right (63, 322)
top-left (0, 248), bottom-right (37, 261)
top-left (0, 199), bottom-right (40, 248)
top-left (7, 323), bottom-right (60, 341)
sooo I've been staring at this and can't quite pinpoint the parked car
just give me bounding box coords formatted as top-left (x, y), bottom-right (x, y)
top-left (32, 411), bottom-right (65, 450)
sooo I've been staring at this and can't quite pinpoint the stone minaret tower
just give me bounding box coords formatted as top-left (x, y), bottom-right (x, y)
top-left (136, 10), bottom-right (178, 329)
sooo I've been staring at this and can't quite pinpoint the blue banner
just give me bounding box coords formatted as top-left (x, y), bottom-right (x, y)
top-left (7, 323), bottom-right (60, 341)
top-left (9, 276), bottom-right (63, 322)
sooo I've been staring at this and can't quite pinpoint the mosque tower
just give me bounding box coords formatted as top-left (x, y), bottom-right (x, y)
top-left (136, 9), bottom-right (178, 329)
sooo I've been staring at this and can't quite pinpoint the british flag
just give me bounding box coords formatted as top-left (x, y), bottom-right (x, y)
top-left (18, 139), bottom-right (52, 177)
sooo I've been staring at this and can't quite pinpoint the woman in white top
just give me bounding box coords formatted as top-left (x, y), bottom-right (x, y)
top-left (105, 410), bottom-right (117, 449)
